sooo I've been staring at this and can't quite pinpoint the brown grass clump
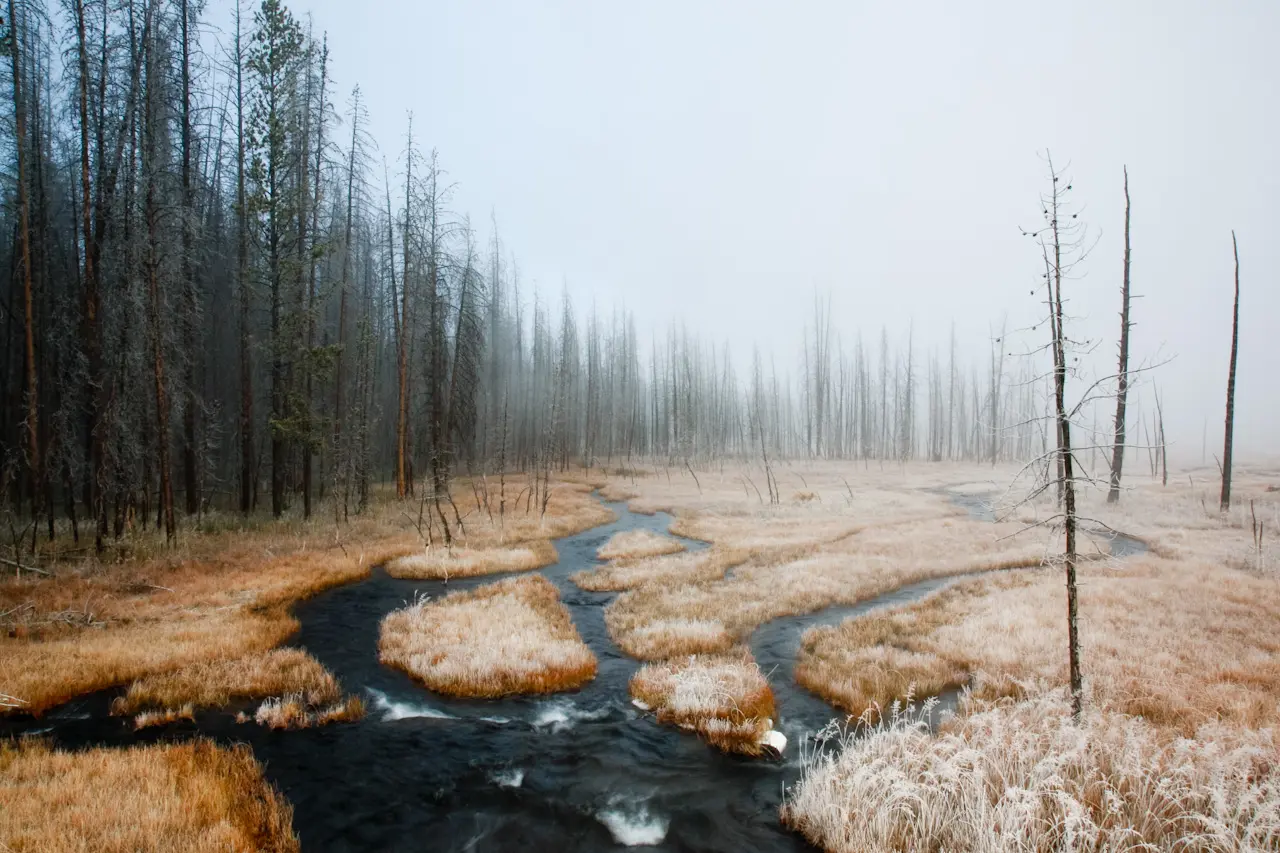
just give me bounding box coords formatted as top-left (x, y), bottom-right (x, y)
top-left (112, 647), bottom-right (343, 716)
top-left (379, 574), bottom-right (597, 697)
top-left (783, 695), bottom-right (1280, 852)
top-left (387, 540), bottom-right (558, 579)
top-left (597, 529), bottom-right (686, 561)
top-left (1, 478), bottom-right (611, 716)
top-left (0, 738), bottom-right (298, 852)
top-left (133, 704), bottom-right (196, 729)
top-left (572, 547), bottom-right (747, 592)
top-left (631, 649), bottom-right (776, 755)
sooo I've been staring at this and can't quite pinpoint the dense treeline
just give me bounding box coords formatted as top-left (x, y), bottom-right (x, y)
top-left (1, 0), bottom-right (1054, 552)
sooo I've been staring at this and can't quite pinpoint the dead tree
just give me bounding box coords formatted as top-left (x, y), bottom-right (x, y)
top-left (1220, 232), bottom-right (1240, 512)
top-left (1107, 166), bottom-right (1132, 503)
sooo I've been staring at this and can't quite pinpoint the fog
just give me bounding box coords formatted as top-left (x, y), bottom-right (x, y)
top-left (275, 0), bottom-right (1277, 461)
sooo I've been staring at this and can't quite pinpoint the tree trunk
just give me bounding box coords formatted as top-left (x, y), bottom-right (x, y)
top-left (1107, 166), bottom-right (1132, 503)
top-left (1220, 232), bottom-right (1240, 512)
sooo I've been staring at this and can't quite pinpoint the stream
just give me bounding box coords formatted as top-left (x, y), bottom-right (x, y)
top-left (3, 490), bottom-right (1146, 851)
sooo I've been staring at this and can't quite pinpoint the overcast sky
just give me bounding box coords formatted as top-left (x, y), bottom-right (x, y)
top-left (244, 0), bottom-right (1277, 462)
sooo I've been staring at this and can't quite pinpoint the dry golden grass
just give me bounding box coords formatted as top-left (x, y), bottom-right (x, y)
top-left (597, 529), bottom-right (686, 561)
top-left (1, 479), bottom-right (610, 715)
top-left (572, 547), bottom-right (748, 592)
top-left (379, 574), bottom-right (597, 697)
top-left (783, 694), bottom-right (1280, 853)
top-left (631, 649), bottom-right (776, 755)
top-left (254, 693), bottom-right (365, 729)
top-left (109, 647), bottom-right (363, 729)
top-left (387, 540), bottom-right (558, 579)
top-left (0, 738), bottom-right (298, 852)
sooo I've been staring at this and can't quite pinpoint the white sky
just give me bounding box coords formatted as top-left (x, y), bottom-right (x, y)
top-left (233, 0), bottom-right (1278, 461)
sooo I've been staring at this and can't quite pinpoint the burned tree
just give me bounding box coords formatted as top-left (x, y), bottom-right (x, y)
top-left (1107, 166), bottom-right (1132, 503)
top-left (1220, 232), bottom-right (1240, 512)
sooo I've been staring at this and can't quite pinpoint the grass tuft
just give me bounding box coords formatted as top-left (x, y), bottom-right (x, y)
top-left (597, 529), bottom-right (686, 561)
top-left (387, 540), bottom-right (558, 579)
top-left (631, 649), bottom-right (777, 755)
top-left (379, 574), bottom-right (597, 698)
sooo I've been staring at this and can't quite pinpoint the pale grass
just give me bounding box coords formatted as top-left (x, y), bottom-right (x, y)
top-left (797, 553), bottom-right (1280, 734)
top-left (1, 479), bottom-right (609, 715)
top-left (379, 574), bottom-right (597, 697)
top-left (606, 515), bottom-right (1046, 660)
top-left (597, 529), bottom-right (686, 561)
top-left (783, 694), bottom-right (1280, 852)
top-left (631, 649), bottom-right (776, 754)
top-left (0, 739), bottom-right (298, 852)
top-left (572, 547), bottom-right (747, 592)
top-left (387, 540), bottom-right (558, 579)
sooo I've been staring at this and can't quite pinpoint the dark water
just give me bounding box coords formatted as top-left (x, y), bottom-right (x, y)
top-left (5, 490), bottom-right (1147, 851)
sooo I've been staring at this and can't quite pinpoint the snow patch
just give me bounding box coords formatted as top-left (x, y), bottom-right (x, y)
top-left (366, 688), bottom-right (452, 721)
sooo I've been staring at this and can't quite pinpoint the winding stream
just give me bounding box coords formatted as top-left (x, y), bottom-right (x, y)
top-left (3, 490), bottom-right (1146, 851)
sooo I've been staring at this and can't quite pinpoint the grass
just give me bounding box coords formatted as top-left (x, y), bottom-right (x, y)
top-left (782, 694), bottom-right (1280, 852)
top-left (253, 693), bottom-right (366, 729)
top-left (1, 479), bottom-right (610, 715)
top-left (0, 738), bottom-right (298, 852)
top-left (379, 574), bottom-right (597, 697)
top-left (387, 540), bottom-right (558, 579)
top-left (597, 529), bottom-right (686, 561)
top-left (571, 547), bottom-right (747, 592)
top-left (110, 647), bottom-right (364, 729)
top-left (605, 515), bottom-right (1046, 660)
top-left (630, 649), bottom-right (777, 755)
top-left (791, 467), bottom-right (1280, 734)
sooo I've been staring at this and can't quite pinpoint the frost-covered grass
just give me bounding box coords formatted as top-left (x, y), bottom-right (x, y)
top-left (386, 540), bottom-right (558, 579)
top-left (605, 515), bottom-right (1046, 661)
top-left (782, 694), bottom-right (1280, 852)
top-left (0, 739), bottom-right (298, 852)
top-left (597, 529), bottom-right (686, 561)
top-left (798, 551), bottom-right (1280, 733)
top-left (571, 547), bottom-right (747, 592)
top-left (379, 574), bottom-right (597, 697)
top-left (630, 649), bottom-right (776, 754)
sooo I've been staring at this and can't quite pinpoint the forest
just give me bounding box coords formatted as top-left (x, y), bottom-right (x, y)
top-left (1, 1), bottom-right (1275, 852)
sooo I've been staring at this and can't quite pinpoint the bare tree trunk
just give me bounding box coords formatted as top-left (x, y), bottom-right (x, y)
top-left (395, 120), bottom-right (413, 499)
top-left (1107, 166), bottom-right (1132, 503)
top-left (180, 0), bottom-right (199, 516)
top-left (1220, 232), bottom-right (1240, 512)
top-left (8, 0), bottom-right (41, 552)
top-left (235, 1), bottom-right (253, 515)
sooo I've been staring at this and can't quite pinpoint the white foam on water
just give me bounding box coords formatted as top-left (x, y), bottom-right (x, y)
top-left (597, 802), bottom-right (669, 847)
top-left (531, 699), bottom-right (609, 733)
top-left (480, 715), bottom-right (511, 725)
top-left (366, 688), bottom-right (453, 722)
top-left (490, 768), bottom-right (524, 788)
